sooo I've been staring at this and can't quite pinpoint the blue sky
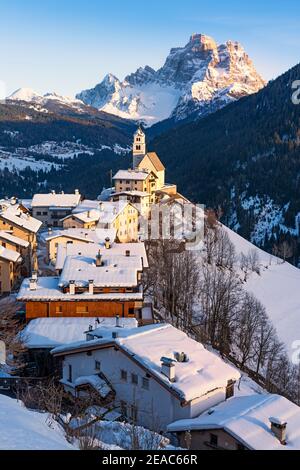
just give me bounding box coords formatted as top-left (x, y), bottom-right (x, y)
top-left (1, 0), bottom-right (300, 97)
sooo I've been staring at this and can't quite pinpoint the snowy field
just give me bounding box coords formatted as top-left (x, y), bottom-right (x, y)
top-left (0, 395), bottom-right (75, 450)
top-left (0, 149), bottom-right (61, 173)
top-left (224, 225), bottom-right (300, 360)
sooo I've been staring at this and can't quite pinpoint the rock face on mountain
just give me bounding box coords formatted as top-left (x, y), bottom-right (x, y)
top-left (77, 34), bottom-right (266, 125)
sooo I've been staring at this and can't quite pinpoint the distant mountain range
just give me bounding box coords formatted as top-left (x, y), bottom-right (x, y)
top-left (76, 34), bottom-right (265, 126)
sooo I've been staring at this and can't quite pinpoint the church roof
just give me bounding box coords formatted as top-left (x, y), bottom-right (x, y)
top-left (139, 152), bottom-right (165, 172)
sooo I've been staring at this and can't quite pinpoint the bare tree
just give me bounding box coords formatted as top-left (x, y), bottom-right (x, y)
top-left (0, 303), bottom-right (27, 374)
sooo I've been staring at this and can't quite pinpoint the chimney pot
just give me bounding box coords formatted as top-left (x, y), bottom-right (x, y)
top-left (69, 280), bottom-right (75, 295)
top-left (96, 250), bottom-right (102, 267)
top-left (29, 278), bottom-right (37, 291)
top-left (89, 280), bottom-right (94, 295)
top-left (269, 417), bottom-right (287, 445)
top-left (160, 357), bottom-right (176, 382)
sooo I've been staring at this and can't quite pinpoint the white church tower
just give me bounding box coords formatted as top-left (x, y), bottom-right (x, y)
top-left (133, 127), bottom-right (146, 168)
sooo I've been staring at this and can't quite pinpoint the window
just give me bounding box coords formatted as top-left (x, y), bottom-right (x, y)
top-left (55, 305), bottom-right (63, 315)
top-left (1, 242), bottom-right (6, 248)
top-left (120, 400), bottom-right (127, 417)
top-left (128, 307), bottom-right (135, 316)
top-left (68, 364), bottom-right (72, 383)
top-left (43, 212), bottom-right (48, 216)
top-left (76, 305), bottom-right (89, 314)
top-left (95, 360), bottom-right (101, 371)
top-left (142, 377), bottom-right (149, 390)
top-left (121, 369), bottom-right (127, 382)
top-left (131, 373), bottom-right (138, 385)
top-left (210, 433), bottom-right (218, 447)
top-left (37, 211), bottom-right (42, 216)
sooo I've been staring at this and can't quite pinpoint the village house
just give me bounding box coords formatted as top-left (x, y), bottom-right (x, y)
top-left (0, 246), bottom-right (22, 294)
top-left (0, 231), bottom-right (30, 275)
top-left (113, 169), bottom-right (158, 206)
top-left (167, 393), bottom-right (300, 450)
top-left (20, 316), bottom-right (137, 376)
top-left (51, 323), bottom-right (240, 432)
top-left (17, 241), bottom-right (150, 323)
top-left (0, 201), bottom-right (42, 275)
top-left (31, 190), bottom-right (81, 227)
top-left (62, 200), bottom-right (139, 243)
top-left (111, 128), bottom-right (182, 217)
top-left (45, 227), bottom-right (116, 263)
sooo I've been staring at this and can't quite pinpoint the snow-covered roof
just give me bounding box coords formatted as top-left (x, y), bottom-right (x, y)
top-left (52, 324), bottom-right (240, 403)
top-left (0, 395), bottom-right (74, 450)
top-left (72, 199), bottom-right (102, 214)
top-left (66, 209), bottom-right (101, 224)
top-left (97, 187), bottom-right (115, 202)
top-left (21, 317), bottom-right (137, 349)
top-left (17, 276), bottom-right (143, 302)
top-left (59, 252), bottom-right (143, 288)
top-left (0, 207), bottom-right (42, 233)
top-left (0, 245), bottom-right (21, 263)
top-left (74, 374), bottom-right (112, 398)
top-left (45, 228), bottom-right (116, 244)
top-left (0, 230), bottom-right (29, 247)
top-left (112, 190), bottom-right (151, 198)
top-left (167, 394), bottom-right (300, 450)
top-left (55, 241), bottom-right (148, 271)
top-left (113, 169), bottom-right (152, 181)
top-left (32, 192), bottom-right (81, 208)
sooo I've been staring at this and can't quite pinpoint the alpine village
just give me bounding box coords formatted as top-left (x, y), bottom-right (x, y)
top-left (0, 124), bottom-right (299, 452)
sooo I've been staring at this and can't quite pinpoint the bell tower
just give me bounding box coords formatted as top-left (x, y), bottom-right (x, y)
top-left (133, 127), bottom-right (146, 168)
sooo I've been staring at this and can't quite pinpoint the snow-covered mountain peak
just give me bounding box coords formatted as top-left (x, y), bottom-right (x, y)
top-left (76, 33), bottom-right (265, 126)
top-left (8, 87), bottom-right (42, 102)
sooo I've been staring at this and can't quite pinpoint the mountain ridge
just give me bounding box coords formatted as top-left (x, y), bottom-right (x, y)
top-left (76, 33), bottom-right (265, 126)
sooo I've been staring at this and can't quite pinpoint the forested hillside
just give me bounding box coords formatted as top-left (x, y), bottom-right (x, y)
top-left (151, 62), bottom-right (300, 264)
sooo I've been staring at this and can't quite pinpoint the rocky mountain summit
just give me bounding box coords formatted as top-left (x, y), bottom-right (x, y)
top-left (77, 34), bottom-right (266, 125)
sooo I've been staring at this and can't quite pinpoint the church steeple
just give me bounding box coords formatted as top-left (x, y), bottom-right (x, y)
top-left (133, 126), bottom-right (146, 168)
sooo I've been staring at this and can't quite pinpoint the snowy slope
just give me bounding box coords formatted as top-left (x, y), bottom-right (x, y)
top-left (77, 34), bottom-right (265, 125)
top-left (223, 225), bottom-right (300, 360)
top-left (0, 395), bottom-right (75, 450)
top-left (8, 88), bottom-right (83, 107)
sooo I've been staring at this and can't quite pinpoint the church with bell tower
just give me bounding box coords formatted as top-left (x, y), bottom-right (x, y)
top-left (132, 126), bottom-right (147, 168)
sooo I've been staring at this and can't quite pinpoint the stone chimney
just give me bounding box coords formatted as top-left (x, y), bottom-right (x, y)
top-left (269, 417), bottom-right (287, 445)
top-left (75, 189), bottom-right (79, 195)
top-left (115, 314), bottom-right (120, 328)
top-left (160, 357), bottom-right (176, 383)
top-left (29, 277), bottom-right (37, 291)
top-left (69, 280), bottom-right (75, 295)
top-left (105, 237), bottom-right (111, 249)
top-left (89, 280), bottom-right (94, 295)
top-left (51, 190), bottom-right (56, 195)
top-left (96, 250), bottom-right (103, 267)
